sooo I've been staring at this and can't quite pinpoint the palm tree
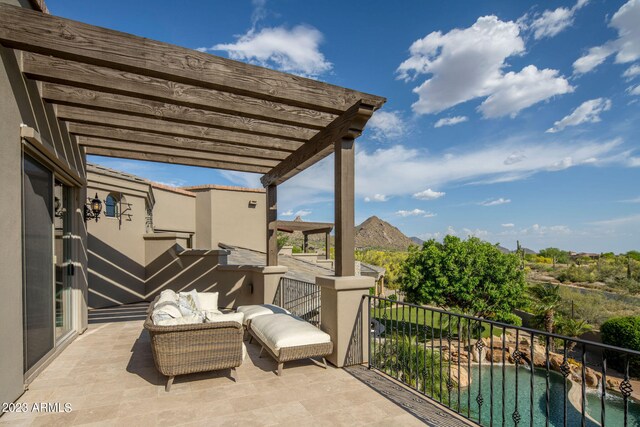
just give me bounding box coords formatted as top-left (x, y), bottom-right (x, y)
top-left (558, 318), bottom-right (593, 352)
top-left (529, 284), bottom-right (562, 334)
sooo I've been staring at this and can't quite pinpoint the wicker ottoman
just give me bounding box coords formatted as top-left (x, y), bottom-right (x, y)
top-left (248, 313), bottom-right (333, 376)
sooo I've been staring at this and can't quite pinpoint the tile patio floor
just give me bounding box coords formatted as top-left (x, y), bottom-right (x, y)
top-left (1, 318), bottom-right (473, 426)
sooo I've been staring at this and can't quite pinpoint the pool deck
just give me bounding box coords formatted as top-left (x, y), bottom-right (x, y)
top-left (0, 314), bottom-right (475, 426)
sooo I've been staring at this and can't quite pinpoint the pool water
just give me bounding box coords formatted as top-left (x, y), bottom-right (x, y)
top-left (439, 365), bottom-right (640, 426)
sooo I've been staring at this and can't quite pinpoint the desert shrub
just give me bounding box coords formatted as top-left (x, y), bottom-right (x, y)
top-left (495, 312), bottom-right (523, 327)
top-left (556, 265), bottom-right (594, 283)
top-left (372, 335), bottom-right (450, 401)
top-left (291, 246), bottom-right (302, 254)
top-left (601, 316), bottom-right (640, 377)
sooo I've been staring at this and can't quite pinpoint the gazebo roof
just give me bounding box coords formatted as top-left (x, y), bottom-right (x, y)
top-left (276, 220), bottom-right (333, 234)
top-left (0, 3), bottom-right (385, 186)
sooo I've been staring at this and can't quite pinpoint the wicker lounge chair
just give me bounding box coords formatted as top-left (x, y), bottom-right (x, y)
top-left (248, 313), bottom-right (333, 376)
top-left (144, 315), bottom-right (244, 391)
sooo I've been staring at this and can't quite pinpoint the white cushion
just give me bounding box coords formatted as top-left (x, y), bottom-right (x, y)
top-left (242, 343), bottom-right (247, 361)
top-left (236, 304), bottom-right (290, 325)
top-left (198, 292), bottom-right (219, 312)
top-left (158, 289), bottom-right (178, 305)
top-left (153, 301), bottom-right (182, 319)
top-left (177, 293), bottom-right (200, 317)
top-left (179, 289), bottom-right (201, 310)
top-left (205, 311), bottom-right (244, 325)
top-left (147, 296), bottom-right (160, 314)
top-left (154, 313), bottom-right (202, 326)
top-left (250, 313), bottom-right (331, 356)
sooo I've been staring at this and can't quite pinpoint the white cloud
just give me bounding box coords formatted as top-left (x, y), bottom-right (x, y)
top-left (619, 196), bottom-right (640, 203)
top-left (424, 212), bottom-right (437, 218)
top-left (480, 66), bottom-right (574, 118)
top-left (479, 197), bottom-right (511, 206)
top-left (573, 0), bottom-right (640, 74)
top-left (504, 153), bottom-right (526, 165)
top-left (502, 223), bottom-right (515, 227)
top-left (209, 25), bottom-right (332, 78)
top-left (628, 85), bottom-right (640, 96)
top-left (281, 209), bottom-right (294, 216)
top-left (367, 111), bottom-right (407, 140)
top-left (219, 170), bottom-right (262, 188)
top-left (250, 136), bottom-right (627, 211)
top-left (462, 228), bottom-right (489, 237)
top-left (500, 223), bottom-right (572, 236)
top-left (364, 194), bottom-right (388, 202)
top-left (434, 116), bottom-right (468, 128)
top-left (413, 188), bottom-right (446, 200)
top-left (628, 157), bottom-right (640, 167)
top-left (589, 214), bottom-right (640, 227)
top-left (396, 209), bottom-right (426, 217)
top-left (397, 16), bottom-right (573, 118)
top-left (528, 0), bottom-right (589, 40)
top-left (294, 209), bottom-right (312, 217)
top-left (623, 64), bottom-right (640, 79)
top-left (546, 98), bottom-right (612, 133)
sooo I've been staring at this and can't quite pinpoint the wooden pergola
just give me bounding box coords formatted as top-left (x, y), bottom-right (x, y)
top-left (276, 220), bottom-right (333, 258)
top-left (0, 4), bottom-right (385, 276)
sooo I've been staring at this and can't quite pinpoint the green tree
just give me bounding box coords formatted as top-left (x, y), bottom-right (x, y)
top-left (400, 235), bottom-right (525, 319)
top-left (538, 247), bottom-right (570, 266)
top-left (626, 250), bottom-right (640, 262)
top-left (529, 284), bottom-right (562, 334)
top-left (557, 318), bottom-right (593, 352)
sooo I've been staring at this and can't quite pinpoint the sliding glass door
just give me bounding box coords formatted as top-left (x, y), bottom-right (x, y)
top-left (54, 182), bottom-right (73, 340)
top-left (22, 154), bottom-right (54, 373)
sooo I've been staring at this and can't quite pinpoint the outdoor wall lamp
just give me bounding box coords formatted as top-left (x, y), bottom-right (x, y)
top-left (84, 193), bottom-right (103, 222)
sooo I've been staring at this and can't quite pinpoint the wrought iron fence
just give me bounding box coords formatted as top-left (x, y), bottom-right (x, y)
top-left (274, 277), bottom-right (321, 327)
top-left (366, 295), bottom-right (640, 426)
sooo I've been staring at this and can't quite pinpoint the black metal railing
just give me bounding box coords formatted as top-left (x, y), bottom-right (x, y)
top-left (366, 295), bottom-right (640, 427)
top-left (274, 277), bottom-right (321, 326)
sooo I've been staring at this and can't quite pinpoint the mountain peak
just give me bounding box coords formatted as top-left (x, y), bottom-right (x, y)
top-left (355, 216), bottom-right (415, 250)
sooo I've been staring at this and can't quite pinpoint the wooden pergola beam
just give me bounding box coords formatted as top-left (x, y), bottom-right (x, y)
top-left (0, 4), bottom-right (385, 112)
top-left (275, 220), bottom-right (333, 233)
top-left (266, 185), bottom-right (278, 266)
top-left (84, 146), bottom-right (271, 174)
top-left (41, 83), bottom-right (318, 141)
top-left (21, 52), bottom-right (336, 129)
top-left (77, 136), bottom-right (279, 168)
top-left (56, 105), bottom-right (302, 152)
top-left (67, 123), bottom-right (290, 161)
top-left (261, 102), bottom-right (374, 187)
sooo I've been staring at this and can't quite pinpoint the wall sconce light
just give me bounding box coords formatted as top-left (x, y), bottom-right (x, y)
top-left (84, 193), bottom-right (102, 222)
top-left (248, 200), bottom-right (257, 208)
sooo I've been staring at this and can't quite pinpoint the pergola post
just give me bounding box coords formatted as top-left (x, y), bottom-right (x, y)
top-left (334, 136), bottom-right (355, 276)
top-left (303, 233), bottom-right (308, 253)
top-left (266, 184), bottom-right (278, 266)
top-left (325, 231), bottom-right (330, 260)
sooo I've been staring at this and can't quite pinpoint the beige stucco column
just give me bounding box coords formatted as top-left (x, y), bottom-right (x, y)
top-left (255, 266), bottom-right (288, 305)
top-left (317, 275), bottom-right (374, 367)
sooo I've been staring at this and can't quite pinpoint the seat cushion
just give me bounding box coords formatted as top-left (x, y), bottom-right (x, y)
top-left (236, 304), bottom-right (290, 325)
top-left (198, 292), bottom-right (220, 312)
top-left (250, 313), bottom-right (331, 356)
top-left (205, 311), bottom-right (244, 326)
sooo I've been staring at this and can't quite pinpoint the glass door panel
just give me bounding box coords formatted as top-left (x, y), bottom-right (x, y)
top-left (23, 154), bottom-right (54, 372)
top-left (54, 182), bottom-right (73, 340)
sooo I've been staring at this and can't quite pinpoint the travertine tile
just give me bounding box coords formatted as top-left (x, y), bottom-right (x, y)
top-left (0, 318), bottom-right (475, 426)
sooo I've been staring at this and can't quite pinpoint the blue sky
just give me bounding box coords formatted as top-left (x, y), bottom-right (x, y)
top-left (49, 0), bottom-right (640, 253)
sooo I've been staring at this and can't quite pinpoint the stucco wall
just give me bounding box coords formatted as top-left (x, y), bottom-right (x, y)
top-left (152, 187), bottom-right (196, 234)
top-left (194, 188), bottom-right (266, 252)
top-left (0, 0), bottom-right (88, 405)
top-left (86, 176), bottom-right (149, 309)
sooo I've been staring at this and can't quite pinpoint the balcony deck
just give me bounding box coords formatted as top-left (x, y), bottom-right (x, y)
top-left (1, 311), bottom-right (473, 426)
